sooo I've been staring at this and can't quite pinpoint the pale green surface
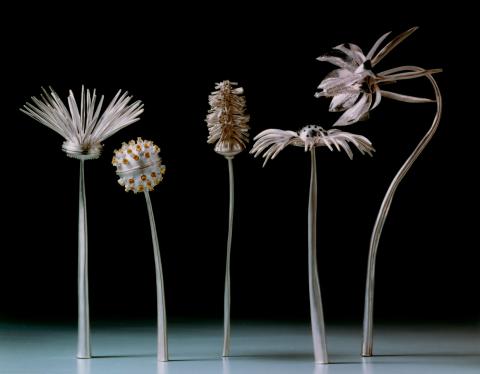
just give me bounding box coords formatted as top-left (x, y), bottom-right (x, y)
top-left (0, 322), bottom-right (479, 373)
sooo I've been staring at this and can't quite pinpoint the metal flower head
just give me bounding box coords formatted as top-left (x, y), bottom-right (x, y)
top-left (112, 138), bottom-right (166, 193)
top-left (205, 80), bottom-right (250, 157)
top-left (251, 125), bottom-right (375, 166)
top-left (21, 86), bottom-right (144, 159)
top-left (315, 27), bottom-right (442, 126)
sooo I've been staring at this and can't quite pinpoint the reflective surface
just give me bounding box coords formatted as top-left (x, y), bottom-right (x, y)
top-left (0, 322), bottom-right (478, 373)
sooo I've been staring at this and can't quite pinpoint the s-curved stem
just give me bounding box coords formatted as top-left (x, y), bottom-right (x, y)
top-left (362, 68), bottom-right (442, 357)
top-left (144, 190), bottom-right (168, 361)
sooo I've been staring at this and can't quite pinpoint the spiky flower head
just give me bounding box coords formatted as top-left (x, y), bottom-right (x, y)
top-left (205, 80), bottom-right (250, 157)
top-left (21, 86), bottom-right (144, 160)
top-left (112, 138), bottom-right (166, 193)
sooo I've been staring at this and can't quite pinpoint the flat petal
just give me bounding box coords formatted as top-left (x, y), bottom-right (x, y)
top-left (371, 27), bottom-right (418, 66)
top-left (381, 90), bottom-right (435, 103)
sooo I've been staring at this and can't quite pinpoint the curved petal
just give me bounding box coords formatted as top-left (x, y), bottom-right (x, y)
top-left (381, 90), bottom-right (435, 103)
top-left (334, 43), bottom-right (366, 66)
top-left (371, 85), bottom-right (382, 110)
top-left (371, 27), bottom-right (418, 67)
top-left (376, 68), bottom-right (442, 83)
top-left (329, 91), bottom-right (361, 112)
top-left (333, 93), bottom-right (372, 127)
top-left (318, 129), bottom-right (375, 159)
top-left (365, 31), bottom-right (391, 61)
top-left (317, 55), bottom-right (356, 71)
top-left (251, 129), bottom-right (301, 166)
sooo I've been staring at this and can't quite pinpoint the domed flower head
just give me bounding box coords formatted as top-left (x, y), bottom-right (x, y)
top-left (21, 86), bottom-right (144, 159)
top-left (205, 80), bottom-right (250, 157)
top-left (112, 138), bottom-right (166, 193)
top-left (251, 125), bottom-right (374, 166)
top-left (315, 27), bottom-right (441, 126)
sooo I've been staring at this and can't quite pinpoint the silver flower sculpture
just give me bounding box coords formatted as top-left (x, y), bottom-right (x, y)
top-left (251, 125), bottom-right (374, 364)
top-left (205, 80), bottom-right (250, 357)
top-left (316, 28), bottom-right (443, 356)
top-left (21, 87), bottom-right (143, 358)
top-left (113, 138), bottom-right (168, 361)
top-left (315, 27), bottom-right (441, 127)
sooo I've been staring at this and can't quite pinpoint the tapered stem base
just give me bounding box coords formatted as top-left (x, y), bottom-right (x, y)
top-left (77, 160), bottom-right (91, 359)
top-left (223, 156), bottom-right (235, 357)
top-left (308, 150), bottom-right (328, 364)
top-left (144, 190), bottom-right (168, 361)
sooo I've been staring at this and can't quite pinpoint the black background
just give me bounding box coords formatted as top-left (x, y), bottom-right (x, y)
top-left (1, 4), bottom-right (477, 324)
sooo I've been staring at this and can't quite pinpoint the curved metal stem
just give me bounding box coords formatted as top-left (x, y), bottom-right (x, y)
top-left (308, 149), bottom-right (328, 364)
top-left (144, 190), bottom-right (168, 361)
top-left (77, 159), bottom-right (91, 359)
top-left (223, 156), bottom-right (234, 357)
top-left (362, 69), bottom-right (442, 356)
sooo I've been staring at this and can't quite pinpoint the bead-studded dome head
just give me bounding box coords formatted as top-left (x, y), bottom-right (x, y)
top-left (112, 138), bottom-right (166, 193)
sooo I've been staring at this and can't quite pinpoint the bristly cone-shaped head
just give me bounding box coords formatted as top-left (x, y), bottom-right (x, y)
top-left (205, 80), bottom-right (250, 157)
top-left (112, 137), bottom-right (166, 193)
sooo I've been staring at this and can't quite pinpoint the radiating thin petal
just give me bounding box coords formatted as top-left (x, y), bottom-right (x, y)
top-left (371, 27), bottom-right (418, 66)
top-left (251, 129), bottom-right (300, 166)
top-left (376, 68), bottom-right (442, 82)
top-left (381, 90), bottom-right (435, 103)
top-left (366, 31), bottom-right (391, 61)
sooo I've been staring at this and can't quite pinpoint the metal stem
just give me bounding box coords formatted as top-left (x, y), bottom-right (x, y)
top-left (362, 70), bottom-right (442, 356)
top-left (77, 159), bottom-right (91, 359)
top-left (222, 156), bottom-right (234, 357)
top-left (308, 149), bottom-right (328, 364)
top-left (144, 190), bottom-right (168, 362)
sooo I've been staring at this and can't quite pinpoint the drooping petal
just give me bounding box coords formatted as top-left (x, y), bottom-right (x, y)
top-left (381, 90), bottom-right (435, 103)
top-left (329, 92), bottom-right (361, 112)
top-left (318, 128), bottom-right (375, 159)
top-left (371, 27), bottom-right (418, 66)
top-left (251, 129), bottom-right (301, 166)
top-left (333, 93), bottom-right (372, 127)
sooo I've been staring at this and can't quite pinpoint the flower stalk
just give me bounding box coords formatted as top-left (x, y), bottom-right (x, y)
top-left (77, 159), bottom-right (91, 359)
top-left (144, 189), bottom-right (168, 361)
top-left (362, 68), bottom-right (442, 356)
top-left (205, 80), bottom-right (250, 356)
top-left (222, 156), bottom-right (235, 357)
top-left (308, 149), bottom-right (328, 364)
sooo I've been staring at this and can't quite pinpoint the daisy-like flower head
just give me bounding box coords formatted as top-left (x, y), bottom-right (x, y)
top-left (21, 86), bottom-right (144, 160)
top-left (112, 138), bottom-right (166, 193)
top-left (205, 80), bottom-right (250, 157)
top-left (315, 27), bottom-right (442, 127)
top-left (251, 125), bottom-right (375, 166)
